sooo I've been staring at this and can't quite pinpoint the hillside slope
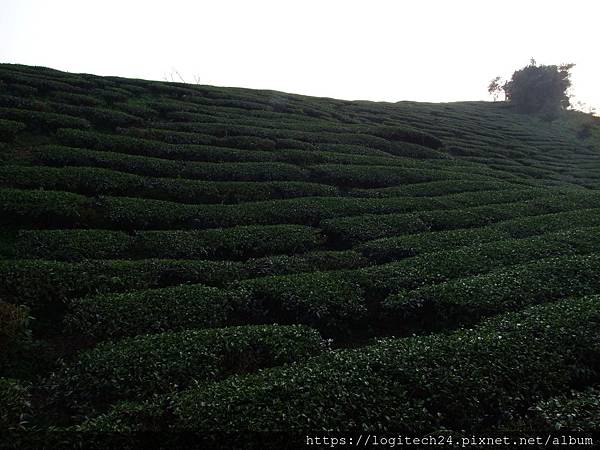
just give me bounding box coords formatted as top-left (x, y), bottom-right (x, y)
top-left (1, 63), bottom-right (599, 441)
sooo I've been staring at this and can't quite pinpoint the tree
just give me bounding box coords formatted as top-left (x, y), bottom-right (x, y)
top-left (489, 59), bottom-right (575, 115)
top-left (487, 76), bottom-right (504, 101)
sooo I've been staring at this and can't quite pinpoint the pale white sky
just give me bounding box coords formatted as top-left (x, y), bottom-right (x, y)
top-left (1, 0), bottom-right (598, 111)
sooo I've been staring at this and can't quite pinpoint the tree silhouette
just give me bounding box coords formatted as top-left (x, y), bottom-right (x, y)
top-left (489, 59), bottom-right (575, 115)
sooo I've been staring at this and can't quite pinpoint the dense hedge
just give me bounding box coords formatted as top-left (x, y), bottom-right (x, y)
top-left (0, 302), bottom-right (30, 346)
top-left (323, 191), bottom-right (600, 243)
top-left (527, 387), bottom-right (600, 432)
top-left (5, 186), bottom-right (598, 233)
top-left (354, 227), bottom-right (600, 300)
top-left (64, 284), bottom-right (249, 339)
top-left (132, 123), bottom-right (405, 152)
top-left (309, 164), bottom-right (457, 188)
top-left (0, 303), bottom-right (31, 377)
top-left (48, 324), bottom-right (325, 414)
top-left (238, 272), bottom-right (366, 334)
top-left (357, 208), bottom-right (600, 263)
top-left (0, 107), bottom-right (90, 131)
top-left (0, 188), bottom-right (93, 229)
top-left (0, 378), bottom-right (30, 430)
top-left (83, 296), bottom-right (600, 432)
top-left (55, 128), bottom-right (284, 163)
top-left (383, 252), bottom-right (600, 328)
top-left (130, 225), bottom-right (322, 260)
top-left (121, 127), bottom-right (277, 150)
top-left (361, 124), bottom-right (444, 149)
top-left (49, 91), bottom-right (105, 107)
top-left (0, 165), bottom-right (338, 204)
top-left (0, 119), bottom-right (26, 141)
top-left (0, 251), bottom-right (368, 310)
top-left (15, 225), bottom-right (323, 261)
top-left (50, 103), bottom-right (143, 129)
top-left (32, 145), bottom-right (310, 181)
top-left (351, 179), bottom-right (515, 198)
top-left (67, 272), bottom-right (366, 338)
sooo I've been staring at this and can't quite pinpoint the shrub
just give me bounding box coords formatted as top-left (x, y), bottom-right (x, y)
top-left (357, 226), bottom-right (509, 263)
top-left (357, 208), bottom-right (600, 263)
top-left (238, 272), bottom-right (366, 334)
top-left (48, 324), bottom-right (325, 413)
top-left (32, 145), bottom-right (310, 181)
top-left (15, 225), bottom-right (323, 261)
top-left (0, 188), bottom-right (94, 229)
top-left (64, 284), bottom-right (250, 339)
top-left (493, 208), bottom-right (600, 238)
top-left (0, 107), bottom-right (91, 131)
top-left (131, 225), bottom-right (323, 260)
top-left (364, 125), bottom-right (443, 149)
top-left (323, 191), bottom-right (600, 243)
top-left (49, 91), bottom-right (105, 107)
top-left (0, 119), bottom-right (26, 141)
top-left (384, 142), bottom-right (447, 159)
top-left (88, 296), bottom-right (600, 432)
top-left (242, 250), bottom-right (369, 278)
top-left (5, 187), bottom-right (597, 233)
top-left (114, 102), bottom-right (159, 119)
top-left (0, 378), bottom-right (30, 430)
top-left (350, 180), bottom-right (516, 198)
top-left (0, 164), bottom-right (337, 204)
top-left (383, 252), bottom-right (600, 328)
top-left (0, 69), bottom-right (85, 94)
top-left (15, 229), bottom-right (133, 261)
top-left (50, 103), bottom-right (143, 128)
top-left (529, 387), bottom-right (600, 432)
top-left (0, 252), bottom-right (367, 311)
top-left (122, 127), bottom-right (277, 150)
top-left (0, 303), bottom-right (30, 345)
top-left (55, 128), bottom-right (281, 163)
top-left (309, 164), bottom-right (455, 188)
top-left (356, 227), bottom-right (600, 301)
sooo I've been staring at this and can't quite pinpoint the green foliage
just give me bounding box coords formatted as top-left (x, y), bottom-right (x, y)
top-left (0, 107), bottom-right (91, 131)
top-left (0, 251), bottom-right (368, 311)
top-left (0, 119), bottom-right (26, 141)
top-left (358, 208), bottom-right (600, 263)
top-left (323, 190), bottom-right (600, 242)
top-left (0, 302), bottom-right (30, 345)
top-left (238, 272), bottom-right (366, 334)
top-left (0, 378), bottom-right (30, 430)
top-left (64, 284), bottom-right (249, 339)
top-left (0, 164), bottom-right (338, 204)
top-left (89, 296), bottom-right (600, 432)
top-left (530, 387), bottom-right (600, 432)
top-left (384, 252), bottom-right (600, 328)
top-left (55, 128), bottom-right (283, 163)
top-left (310, 164), bottom-right (456, 188)
top-left (502, 60), bottom-right (575, 115)
top-left (50, 103), bottom-right (143, 129)
top-left (48, 324), bottom-right (325, 413)
top-left (32, 145), bottom-right (309, 181)
top-left (356, 227), bottom-right (600, 301)
top-left (1, 63), bottom-right (600, 436)
top-left (15, 225), bottom-right (323, 261)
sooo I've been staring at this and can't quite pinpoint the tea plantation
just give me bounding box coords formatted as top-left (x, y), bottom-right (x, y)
top-left (1, 63), bottom-right (599, 444)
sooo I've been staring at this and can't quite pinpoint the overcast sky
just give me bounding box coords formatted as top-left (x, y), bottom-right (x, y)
top-left (1, 0), bottom-right (598, 112)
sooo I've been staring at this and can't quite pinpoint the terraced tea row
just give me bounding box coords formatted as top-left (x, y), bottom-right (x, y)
top-left (79, 296), bottom-right (600, 432)
top-left (1, 63), bottom-right (599, 436)
top-left (62, 230), bottom-right (600, 339)
top-left (0, 251), bottom-right (369, 312)
top-left (0, 185), bottom-right (600, 232)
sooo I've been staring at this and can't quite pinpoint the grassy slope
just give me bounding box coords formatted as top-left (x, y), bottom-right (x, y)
top-left (1, 63), bottom-right (599, 437)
